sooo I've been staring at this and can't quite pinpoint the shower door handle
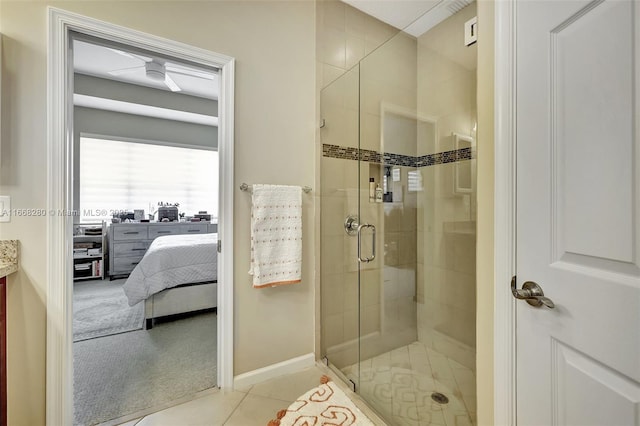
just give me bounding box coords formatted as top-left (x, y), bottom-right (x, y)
top-left (357, 224), bottom-right (376, 263)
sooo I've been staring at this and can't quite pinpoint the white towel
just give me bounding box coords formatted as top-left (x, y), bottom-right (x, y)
top-left (249, 184), bottom-right (302, 288)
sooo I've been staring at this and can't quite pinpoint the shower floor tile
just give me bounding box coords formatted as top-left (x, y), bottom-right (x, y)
top-left (342, 341), bottom-right (476, 426)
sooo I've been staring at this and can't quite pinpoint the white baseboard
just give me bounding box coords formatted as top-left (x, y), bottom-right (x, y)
top-left (233, 353), bottom-right (316, 389)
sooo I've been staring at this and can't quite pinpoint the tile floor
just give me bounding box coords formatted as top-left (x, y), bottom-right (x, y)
top-left (109, 365), bottom-right (386, 426)
top-left (107, 343), bottom-right (475, 426)
top-left (342, 341), bottom-right (476, 426)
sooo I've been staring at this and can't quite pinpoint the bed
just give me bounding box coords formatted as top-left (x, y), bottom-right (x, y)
top-left (123, 233), bottom-right (218, 328)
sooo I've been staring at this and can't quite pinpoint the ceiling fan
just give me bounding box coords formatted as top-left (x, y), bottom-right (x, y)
top-left (106, 48), bottom-right (215, 92)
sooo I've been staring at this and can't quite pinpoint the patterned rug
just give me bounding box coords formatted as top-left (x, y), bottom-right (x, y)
top-left (268, 376), bottom-right (374, 426)
top-left (73, 278), bottom-right (144, 342)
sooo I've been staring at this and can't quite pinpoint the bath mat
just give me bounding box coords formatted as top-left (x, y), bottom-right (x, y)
top-left (268, 376), bottom-right (375, 426)
top-left (73, 278), bottom-right (144, 342)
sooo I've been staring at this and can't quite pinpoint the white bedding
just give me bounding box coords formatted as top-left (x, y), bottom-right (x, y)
top-left (123, 233), bottom-right (218, 306)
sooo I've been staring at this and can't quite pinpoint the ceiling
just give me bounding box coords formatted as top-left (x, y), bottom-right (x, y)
top-left (342, 0), bottom-right (474, 37)
top-left (342, 0), bottom-right (439, 32)
top-left (73, 39), bottom-right (219, 100)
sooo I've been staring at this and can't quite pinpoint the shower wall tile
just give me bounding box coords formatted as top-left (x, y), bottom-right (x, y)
top-left (322, 63), bottom-right (345, 90)
top-left (383, 115), bottom-right (419, 159)
top-left (345, 5), bottom-right (366, 38)
top-left (384, 233), bottom-right (399, 266)
top-left (364, 14), bottom-right (399, 49)
top-left (361, 113), bottom-right (381, 152)
top-left (398, 232), bottom-right (417, 266)
top-left (416, 230), bottom-right (424, 263)
top-left (343, 238), bottom-right (359, 273)
top-left (401, 203), bottom-right (417, 231)
top-left (320, 235), bottom-right (344, 274)
top-left (383, 298), bottom-right (399, 332)
top-left (321, 27), bottom-right (347, 69)
top-left (383, 275), bottom-right (398, 301)
top-left (323, 0), bottom-right (345, 30)
top-left (323, 313), bottom-right (344, 348)
top-left (343, 271), bottom-right (358, 313)
top-left (346, 34), bottom-right (365, 69)
top-left (384, 205), bottom-right (401, 233)
top-left (321, 273), bottom-right (345, 317)
top-left (416, 3), bottom-right (477, 159)
top-left (361, 269), bottom-right (382, 307)
top-left (320, 196), bottom-right (346, 236)
top-left (344, 309), bottom-right (358, 342)
top-left (324, 110), bottom-right (360, 149)
top-left (416, 263), bottom-right (424, 304)
top-left (397, 272), bottom-right (416, 299)
top-left (362, 304), bottom-right (381, 335)
top-left (317, 0), bottom-right (399, 89)
top-left (452, 234), bottom-right (477, 275)
top-left (431, 335), bottom-right (475, 371)
top-left (322, 144), bottom-right (475, 171)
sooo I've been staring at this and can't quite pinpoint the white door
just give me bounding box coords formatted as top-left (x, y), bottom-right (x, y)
top-left (516, 1), bottom-right (640, 425)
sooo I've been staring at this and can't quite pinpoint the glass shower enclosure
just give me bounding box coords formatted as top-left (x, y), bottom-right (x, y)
top-left (320, 3), bottom-right (478, 425)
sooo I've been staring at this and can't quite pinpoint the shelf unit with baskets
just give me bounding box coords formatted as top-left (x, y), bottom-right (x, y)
top-left (73, 222), bottom-right (107, 281)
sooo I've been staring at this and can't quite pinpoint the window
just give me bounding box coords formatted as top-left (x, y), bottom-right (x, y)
top-left (80, 137), bottom-right (218, 223)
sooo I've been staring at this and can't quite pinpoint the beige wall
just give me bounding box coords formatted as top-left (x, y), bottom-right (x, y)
top-left (476, 1), bottom-right (495, 425)
top-left (0, 1), bottom-right (316, 425)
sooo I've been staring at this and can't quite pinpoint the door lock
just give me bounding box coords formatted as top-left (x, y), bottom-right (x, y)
top-left (511, 276), bottom-right (555, 308)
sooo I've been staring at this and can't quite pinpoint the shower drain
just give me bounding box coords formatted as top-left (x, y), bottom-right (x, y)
top-left (431, 392), bottom-right (449, 405)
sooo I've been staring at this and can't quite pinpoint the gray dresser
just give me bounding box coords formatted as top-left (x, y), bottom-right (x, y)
top-left (108, 222), bottom-right (217, 279)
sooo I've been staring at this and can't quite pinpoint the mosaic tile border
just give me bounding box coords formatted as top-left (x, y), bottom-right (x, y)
top-left (322, 144), bottom-right (475, 168)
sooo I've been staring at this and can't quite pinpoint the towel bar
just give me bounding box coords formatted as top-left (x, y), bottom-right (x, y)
top-left (240, 183), bottom-right (312, 193)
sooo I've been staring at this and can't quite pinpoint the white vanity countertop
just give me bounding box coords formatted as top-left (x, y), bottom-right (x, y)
top-left (0, 240), bottom-right (19, 278)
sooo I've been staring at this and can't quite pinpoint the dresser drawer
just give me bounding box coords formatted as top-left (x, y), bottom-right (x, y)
top-left (113, 241), bottom-right (149, 257)
top-left (181, 224), bottom-right (208, 234)
top-left (207, 224), bottom-right (218, 233)
top-left (113, 256), bottom-right (144, 272)
top-left (148, 226), bottom-right (181, 239)
top-left (113, 226), bottom-right (148, 241)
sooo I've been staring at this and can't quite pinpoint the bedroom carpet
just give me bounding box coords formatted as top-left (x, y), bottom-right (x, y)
top-left (73, 278), bottom-right (144, 342)
top-left (74, 312), bottom-right (217, 426)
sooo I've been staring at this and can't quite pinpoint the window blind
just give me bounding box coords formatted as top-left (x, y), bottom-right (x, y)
top-left (80, 137), bottom-right (218, 223)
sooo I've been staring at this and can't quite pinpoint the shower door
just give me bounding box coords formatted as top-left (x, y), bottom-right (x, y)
top-left (319, 65), bottom-right (363, 391)
top-left (319, 30), bottom-right (421, 416)
top-left (321, 3), bottom-right (478, 424)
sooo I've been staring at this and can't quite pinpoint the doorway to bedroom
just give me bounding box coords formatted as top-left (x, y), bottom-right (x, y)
top-left (69, 34), bottom-right (222, 425)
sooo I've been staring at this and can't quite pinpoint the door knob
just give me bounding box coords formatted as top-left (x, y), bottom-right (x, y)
top-left (344, 215), bottom-right (359, 236)
top-left (511, 276), bottom-right (555, 308)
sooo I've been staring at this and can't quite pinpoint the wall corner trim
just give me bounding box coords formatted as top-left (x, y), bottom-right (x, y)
top-left (233, 353), bottom-right (316, 390)
top-left (494, 0), bottom-right (518, 424)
